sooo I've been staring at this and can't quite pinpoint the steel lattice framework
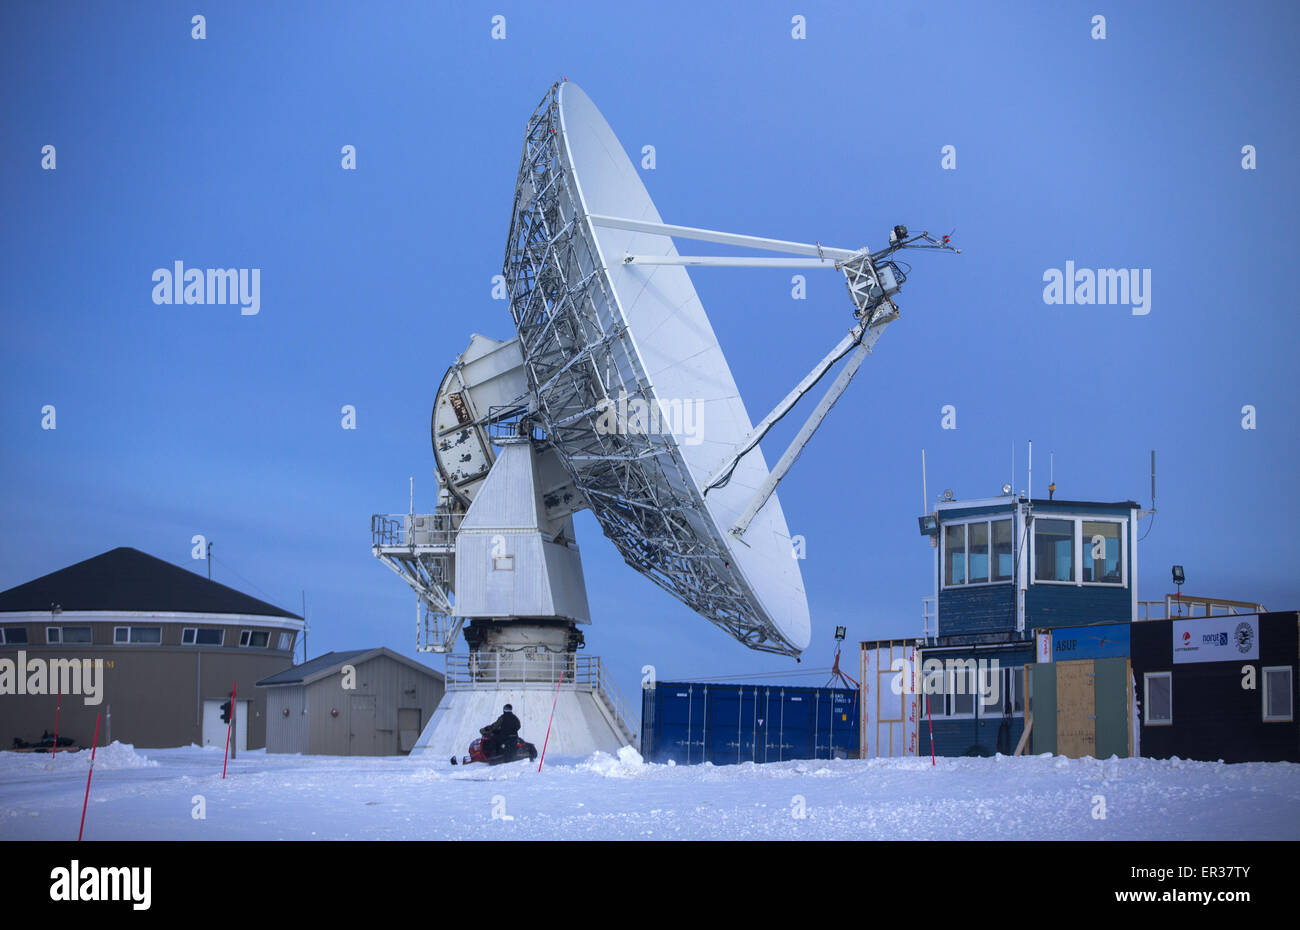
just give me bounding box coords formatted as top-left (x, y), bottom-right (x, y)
top-left (502, 84), bottom-right (799, 655)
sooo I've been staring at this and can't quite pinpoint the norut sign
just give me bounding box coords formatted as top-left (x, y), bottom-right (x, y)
top-left (0, 653), bottom-right (103, 705)
top-left (50, 861), bottom-right (151, 910)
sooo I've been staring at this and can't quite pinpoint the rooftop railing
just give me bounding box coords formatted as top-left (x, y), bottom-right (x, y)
top-left (1137, 594), bottom-right (1266, 621)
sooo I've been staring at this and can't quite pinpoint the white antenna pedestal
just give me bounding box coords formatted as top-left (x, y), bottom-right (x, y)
top-left (406, 439), bottom-right (635, 758)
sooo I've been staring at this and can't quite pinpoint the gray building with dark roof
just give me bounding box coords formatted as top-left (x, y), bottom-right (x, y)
top-left (0, 547), bottom-right (304, 751)
top-left (257, 649), bottom-right (444, 755)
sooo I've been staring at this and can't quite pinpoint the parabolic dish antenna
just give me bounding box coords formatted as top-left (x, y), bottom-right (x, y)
top-left (501, 82), bottom-right (957, 656)
top-left (506, 82), bottom-right (809, 654)
top-left (376, 81), bottom-right (957, 668)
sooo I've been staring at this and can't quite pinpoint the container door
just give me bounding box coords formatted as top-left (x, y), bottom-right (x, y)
top-left (656, 685), bottom-right (706, 764)
top-left (825, 689), bottom-right (859, 758)
top-left (707, 686), bottom-right (757, 765)
top-left (767, 689), bottom-right (814, 761)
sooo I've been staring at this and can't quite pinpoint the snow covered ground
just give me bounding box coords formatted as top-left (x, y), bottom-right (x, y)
top-left (2, 743), bottom-right (1298, 841)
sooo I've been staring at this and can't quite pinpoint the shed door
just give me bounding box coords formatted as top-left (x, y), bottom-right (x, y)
top-left (1056, 660), bottom-right (1097, 758)
top-left (397, 707), bottom-right (421, 754)
top-left (349, 694), bottom-right (379, 756)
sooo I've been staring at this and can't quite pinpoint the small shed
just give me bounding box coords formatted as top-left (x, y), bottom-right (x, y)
top-left (257, 648), bottom-right (444, 756)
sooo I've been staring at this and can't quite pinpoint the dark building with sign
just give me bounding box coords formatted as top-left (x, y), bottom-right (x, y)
top-left (1130, 611), bottom-right (1298, 763)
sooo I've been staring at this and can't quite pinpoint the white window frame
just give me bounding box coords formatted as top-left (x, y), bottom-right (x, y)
top-left (114, 625), bottom-right (162, 645)
top-left (1030, 514), bottom-right (1128, 589)
top-left (182, 627), bottom-right (225, 647)
top-left (979, 665), bottom-right (1024, 718)
top-left (1144, 671), bottom-right (1173, 726)
top-left (277, 632), bottom-right (293, 651)
top-left (947, 663), bottom-right (977, 720)
top-left (1262, 666), bottom-right (1294, 723)
top-left (48, 625), bottom-right (92, 645)
top-left (940, 517), bottom-right (1015, 590)
top-left (239, 629), bottom-right (269, 648)
top-left (920, 687), bottom-right (947, 719)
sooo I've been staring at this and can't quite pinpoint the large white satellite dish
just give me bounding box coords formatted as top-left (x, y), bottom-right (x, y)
top-left (504, 82), bottom-right (809, 654)
top-left (500, 81), bottom-right (957, 655)
top-left (373, 81), bottom-right (956, 758)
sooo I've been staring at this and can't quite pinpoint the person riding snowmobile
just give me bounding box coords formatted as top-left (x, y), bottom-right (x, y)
top-left (484, 703), bottom-right (522, 761)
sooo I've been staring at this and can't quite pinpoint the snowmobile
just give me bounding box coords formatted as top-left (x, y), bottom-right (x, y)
top-left (451, 726), bottom-right (538, 766)
top-left (10, 731), bottom-right (77, 753)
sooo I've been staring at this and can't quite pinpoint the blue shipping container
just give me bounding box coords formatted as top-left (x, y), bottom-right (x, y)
top-left (640, 681), bottom-right (860, 765)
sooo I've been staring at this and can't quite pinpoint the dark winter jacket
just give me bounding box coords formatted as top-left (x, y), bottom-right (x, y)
top-left (490, 711), bottom-right (521, 738)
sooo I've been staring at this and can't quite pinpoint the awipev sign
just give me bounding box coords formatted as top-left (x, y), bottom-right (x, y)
top-left (1172, 614), bottom-right (1259, 664)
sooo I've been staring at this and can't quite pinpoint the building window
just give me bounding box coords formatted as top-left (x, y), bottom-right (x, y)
top-left (949, 663), bottom-right (976, 718)
top-left (277, 632), bottom-right (293, 651)
top-left (1034, 519), bottom-right (1075, 582)
top-left (182, 627), bottom-right (225, 646)
top-left (943, 524), bottom-right (965, 585)
top-left (992, 519), bottom-right (1013, 582)
top-left (1032, 515), bottom-right (1127, 586)
top-left (1144, 672), bottom-right (1172, 726)
top-left (239, 630), bottom-right (269, 648)
top-left (1, 627), bottom-right (28, 645)
top-left (920, 688), bottom-right (945, 719)
top-left (1082, 521), bottom-right (1123, 584)
top-left (942, 518), bottom-right (1014, 588)
top-left (980, 665), bottom-right (1024, 717)
top-left (1262, 667), bottom-right (1293, 722)
top-left (113, 626), bottom-right (162, 645)
top-left (48, 626), bottom-right (92, 645)
top-left (968, 522), bottom-right (989, 583)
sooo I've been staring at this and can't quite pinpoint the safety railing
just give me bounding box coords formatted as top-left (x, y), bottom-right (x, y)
top-left (444, 652), bottom-right (638, 741)
top-left (1137, 594), bottom-right (1265, 621)
top-left (370, 512), bottom-right (462, 549)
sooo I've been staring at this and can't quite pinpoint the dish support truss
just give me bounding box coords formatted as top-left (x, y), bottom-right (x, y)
top-left (502, 85), bottom-right (958, 657)
top-left (503, 86), bottom-right (801, 656)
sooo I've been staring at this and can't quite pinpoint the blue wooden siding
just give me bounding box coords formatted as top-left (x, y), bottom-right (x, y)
top-left (938, 585), bottom-right (1016, 636)
top-left (920, 715), bottom-right (1027, 758)
top-left (1027, 584), bottom-right (1131, 627)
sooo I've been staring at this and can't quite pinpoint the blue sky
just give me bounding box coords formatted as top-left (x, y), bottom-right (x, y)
top-left (2, 1), bottom-right (1298, 701)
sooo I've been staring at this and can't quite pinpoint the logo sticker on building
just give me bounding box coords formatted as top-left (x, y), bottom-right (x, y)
top-left (1172, 615), bottom-right (1260, 664)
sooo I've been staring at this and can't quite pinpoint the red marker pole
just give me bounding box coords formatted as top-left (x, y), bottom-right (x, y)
top-left (925, 695), bottom-right (936, 767)
top-left (537, 670), bottom-right (564, 773)
top-left (222, 681), bottom-right (237, 779)
top-left (78, 713), bottom-right (102, 841)
top-left (52, 689), bottom-right (62, 761)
